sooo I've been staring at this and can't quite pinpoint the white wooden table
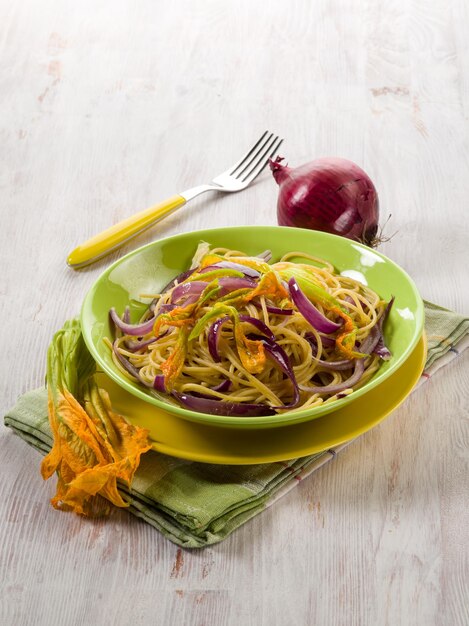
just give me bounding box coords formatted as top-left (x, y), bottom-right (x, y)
top-left (1, 1), bottom-right (468, 624)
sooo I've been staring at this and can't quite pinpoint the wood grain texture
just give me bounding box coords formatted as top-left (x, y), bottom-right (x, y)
top-left (1, 0), bottom-right (468, 624)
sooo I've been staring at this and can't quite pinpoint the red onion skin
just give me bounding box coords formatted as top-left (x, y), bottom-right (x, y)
top-left (271, 157), bottom-right (379, 246)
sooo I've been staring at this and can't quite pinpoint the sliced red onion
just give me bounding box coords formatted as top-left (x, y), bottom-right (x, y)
top-left (288, 277), bottom-right (342, 334)
top-left (266, 305), bottom-right (293, 315)
top-left (114, 342), bottom-right (170, 394)
top-left (117, 357), bottom-right (230, 397)
top-left (313, 357), bottom-right (355, 371)
top-left (122, 306), bottom-right (131, 324)
top-left (240, 316), bottom-right (275, 342)
top-left (218, 276), bottom-right (257, 295)
top-left (160, 268), bottom-right (196, 294)
top-left (302, 358), bottom-right (365, 395)
top-left (153, 375), bottom-right (166, 392)
top-left (207, 315), bottom-right (276, 362)
top-left (110, 308), bottom-right (156, 336)
top-left (257, 250), bottom-right (272, 262)
top-left (305, 332), bottom-right (336, 348)
top-left (125, 330), bottom-right (170, 353)
top-left (208, 316), bottom-right (230, 362)
top-left (302, 312), bottom-right (390, 394)
top-left (374, 339), bottom-right (391, 360)
top-left (170, 280), bottom-right (207, 304)
top-left (112, 340), bottom-right (153, 388)
top-left (252, 301), bottom-right (294, 315)
top-left (200, 261), bottom-right (260, 278)
top-left (372, 297), bottom-right (394, 360)
top-left (125, 336), bottom-right (158, 353)
top-left (188, 379), bottom-right (232, 399)
top-left (211, 379), bottom-right (232, 393)
top-left (159, 303), bottom-right (178, 314)
top-left (306, 334), bottom-right (354, 370)
top-left (144, 300), bottom-right (177, 319)
top-left (184, 294), bottom-right (204, 306)
top-left (359, 326), bottom-right (381, 355)
top-left (171, 392), bottom-right (276, 416)
top-left (263, 340), bottom-right (300, 408)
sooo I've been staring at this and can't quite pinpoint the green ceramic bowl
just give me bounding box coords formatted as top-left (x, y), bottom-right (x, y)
top-left (81, 226), bottom-right (424, 428)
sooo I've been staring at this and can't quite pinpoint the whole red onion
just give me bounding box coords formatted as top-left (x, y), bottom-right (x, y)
top-left (270, 156), bottom-right (380, 247)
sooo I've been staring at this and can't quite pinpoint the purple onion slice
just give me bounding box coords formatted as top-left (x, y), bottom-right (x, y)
top-left (372, 297), bottom-right (394, 360)
top-left (207, 316), bottom-right (230, 362)
top-left (160, 268), bottom-right (196, 294)
top-left (312, 358), bottom-right (355, 371)
top-left (288, 278), bottom-right (342, 333)
top-left (110, 308), bottom-right (156, 337)
top-left (207, 315), bottom-right (276, 362)
top-left (218, 276), bottom-right (257, 295)
top-left (200, 261), bottom-right (260, 278)
top-left (302, 322), bottom-right (384, 395)
top-left (112, 340), bottom-right (153, 388)
top-left (240, 316), bottom-right (276, 342)
top-left (211, 379), bottom-right (232, 393)
top-left (170, 281), bottom-right (207, 304)
top-left (150, 299), bottom-right (178, 315)
top-left (188, 379), bottom-right (233, 399)
top-left (263, 340), bottom-right (301, 408)
top-left (171, 392), bottom-right (276, 416)
top-left (252, 301), bottom-right (294, 315)
top-left (257, 250), bottom-right (272, 262)
top-left (305, 332), bottom-right (336, 348)
top-left (153, 375), bottom-right (166, 392)
top-left (125, 329), bottom-right (170, 353)
top-left (125, 336), bottom-right (158, 353)
top-left (302, 358), bottom-right (366, 395)
top-left (306, 334), bottom-right (354, 370)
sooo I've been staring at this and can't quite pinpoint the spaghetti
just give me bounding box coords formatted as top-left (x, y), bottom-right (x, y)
top-left (107, 244), bottom-right (393, 417)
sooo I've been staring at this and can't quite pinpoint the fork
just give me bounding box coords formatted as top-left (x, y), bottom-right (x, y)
top-left (67, 130), bottom-right (283, 268)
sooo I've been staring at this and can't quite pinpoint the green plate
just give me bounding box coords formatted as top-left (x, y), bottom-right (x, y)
top-left (81, 226), bottom-right (424, 428)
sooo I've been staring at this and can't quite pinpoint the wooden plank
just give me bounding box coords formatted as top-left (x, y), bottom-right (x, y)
top-left (0, 0), bottom-right (468, 624)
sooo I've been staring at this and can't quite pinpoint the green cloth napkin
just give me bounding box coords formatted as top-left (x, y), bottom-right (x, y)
top-left (4, 302), bottom-right (469, 548)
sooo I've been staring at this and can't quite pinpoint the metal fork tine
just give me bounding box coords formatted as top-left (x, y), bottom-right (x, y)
top-left (241, 137), bottom-right (284, 183)
top-left (234, 132), bottom-right (278, 179)
top-left (241, 134), bottom-right (281, 177)
top-left (227, 131), bottom-right (271, 176)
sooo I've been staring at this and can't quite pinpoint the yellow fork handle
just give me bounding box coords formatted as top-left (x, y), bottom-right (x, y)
top-left (67, 194), bottom-right (186, 268)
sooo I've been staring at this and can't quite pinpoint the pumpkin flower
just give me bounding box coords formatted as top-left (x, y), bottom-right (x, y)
top-left (41, 319), bottom-right (151, 517)
top-left (160, 327), bottom-right (190, 390)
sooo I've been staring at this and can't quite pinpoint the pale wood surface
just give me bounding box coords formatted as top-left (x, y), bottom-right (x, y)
top-left (1, 1), bottom-right (469, 624)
